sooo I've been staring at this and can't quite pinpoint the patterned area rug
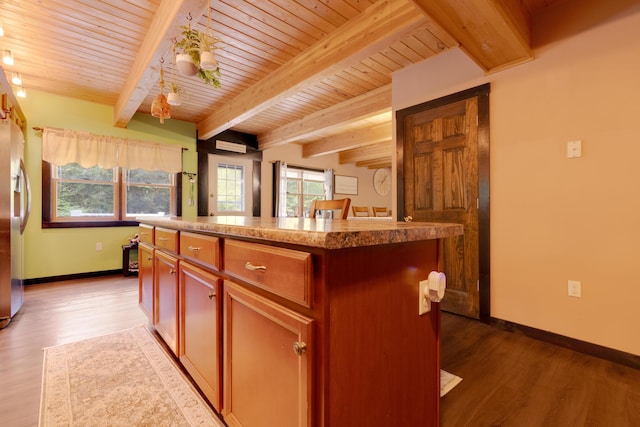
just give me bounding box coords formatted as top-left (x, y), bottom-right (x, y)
top-left (39, 326), bottom-right (224, 426)
top-left (440, 369), bottom-right (463, 397)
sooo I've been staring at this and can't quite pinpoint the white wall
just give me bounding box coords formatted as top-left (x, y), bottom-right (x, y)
top-left (393, 0), bottom-right (640, 355)
top-left (261, 143), bottom-right (392, 217)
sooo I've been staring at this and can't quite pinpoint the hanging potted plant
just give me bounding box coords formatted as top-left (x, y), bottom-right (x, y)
top-left (199, 2), bottom-right (220, 72)
top-left (173, 8), bottom-right (222, 87)
top-left (198, 29), bottom-right (220, 70)
top-left (167, 81), bottom-right (181, 106)
top-left (174, 24), bottom-right (199, 76)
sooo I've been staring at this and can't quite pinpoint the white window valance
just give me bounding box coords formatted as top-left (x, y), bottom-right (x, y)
top-left (42, 127), bottom-right (183, 173)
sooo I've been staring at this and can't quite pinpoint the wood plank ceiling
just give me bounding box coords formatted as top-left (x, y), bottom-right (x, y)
top-left (0, 0), bottom-right (563, 168)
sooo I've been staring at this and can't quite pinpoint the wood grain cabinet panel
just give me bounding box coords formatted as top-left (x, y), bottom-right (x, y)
top-left (138, 224), bottom-right (154, 244)
top-left (180, 232), bottom-right (221, 271)
top-left (138, 243), bottom-right (154, 322)
top-left (179, 262), bottom-right (222, 411)
top-left (154, 250), bottom-right (179, 355)
top-left (223, 280), bottom-right (312, 427)
top-left (155, 227), bottom-right (179, 253)
top-left (224, 239), bottom-right (312, 307)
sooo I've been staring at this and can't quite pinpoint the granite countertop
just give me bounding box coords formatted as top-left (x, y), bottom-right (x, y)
top-left (138, 216), bottom-right (463, 250)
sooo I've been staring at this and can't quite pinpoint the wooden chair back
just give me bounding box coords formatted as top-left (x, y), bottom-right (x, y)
top-left (309, 198), bottom-right (351, 219)
top-left (372, 207), bottom-right (392, 217)
top-left (351, 206), bottom-right (370, 217)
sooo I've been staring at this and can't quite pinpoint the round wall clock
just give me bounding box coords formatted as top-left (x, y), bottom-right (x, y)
top-left (373, 168), bottom-right (391, 196)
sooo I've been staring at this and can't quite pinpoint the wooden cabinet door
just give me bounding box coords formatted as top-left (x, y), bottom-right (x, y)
top-left (223, 281), bottom-right (313, 427)
top-left (179, 262), bottom-right (222, 411)
top-left (154, 250), bottom-right (179, 355)
top-left (138, 243), bottom-right (154, 322)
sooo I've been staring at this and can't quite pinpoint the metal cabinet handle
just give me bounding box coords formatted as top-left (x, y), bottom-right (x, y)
top-left (147, 257), bottom-right (152, 261)
top-left (188, 245), bottom-right (201, 252)
top-left (293, 342), bottom-right (307, 356)
top-left (244, 262), bottom-right (267, 272)
top-left (158, 237), bottom-right (169, 241)
top-left (208, 292), bottom-right (215, 300)
top-left (169, 269), bottom-right (176, 275)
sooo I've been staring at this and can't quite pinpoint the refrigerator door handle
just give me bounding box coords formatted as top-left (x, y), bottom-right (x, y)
top-left (19, 158), bottom-right (30, 234)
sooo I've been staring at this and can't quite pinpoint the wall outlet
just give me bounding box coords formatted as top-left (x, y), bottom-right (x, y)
top-left (419, 279), bottom-right (431, 315)
top-left (568, 280), bottom-right (581, 297)
top-left (96, 242), bottom-right (103, 251)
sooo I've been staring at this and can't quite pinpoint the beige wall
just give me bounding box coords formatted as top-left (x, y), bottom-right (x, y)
top-left (393, 0), bottom-right (640, 355)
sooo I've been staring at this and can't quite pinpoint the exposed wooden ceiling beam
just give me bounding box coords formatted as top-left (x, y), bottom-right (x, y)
top-left (356, 158), bottom-right (393, 169)
top-left (302, 122), bottom-right (392, 158)
top-left (113, 0), bottom-right (209, 127)
top-left (409, 0), bottom-right (532, 73)
top-left (259, 85), bottom-right (391, 150)
top-left (197, 0), bottom-right (426, 140)
top-left (339, 140), bottom-right (393, 164)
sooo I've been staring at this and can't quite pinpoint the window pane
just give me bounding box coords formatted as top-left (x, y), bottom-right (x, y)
top-left (126, 169), bottom-right (171, 185)
top-left (56, 182), bottom-right (114, 217)
top-left (217, 163), bottom-right (244, 212)
top-left (126, 185), bottom-right (171, 215)
top-left (56, 163), bottom-right (113, 182)
top-left (303, 180), bottom-right (324, 195)
top-left (286, 180), bottom-right (300, 193)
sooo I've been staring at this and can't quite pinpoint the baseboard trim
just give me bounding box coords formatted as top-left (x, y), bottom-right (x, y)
top-left (25, 270), bottom-right (123, 286)
top-left (489, 317), bottom-right (640, 371)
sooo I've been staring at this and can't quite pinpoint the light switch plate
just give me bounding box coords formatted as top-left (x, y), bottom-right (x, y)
top-left (567, 140), bottom-right (582, 158)
top-left (568, 280), bottom-right (581, 297)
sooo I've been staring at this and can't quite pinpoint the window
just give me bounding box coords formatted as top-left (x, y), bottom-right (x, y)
top-left (217, 163), bottom-right (244, 212)
top-left (124, 169), bottom-right (174, 217)
top-left (284, 168), bottom-right (325, 217)
top-left (207, 154), bottom-right (254, 216)
top-left (43, 162), bottom-right (178, 228)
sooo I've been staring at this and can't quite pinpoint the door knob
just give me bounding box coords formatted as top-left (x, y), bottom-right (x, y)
top-left (293, 341), bottom-right (307, 356)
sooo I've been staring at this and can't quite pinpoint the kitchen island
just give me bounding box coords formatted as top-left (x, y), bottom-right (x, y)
top-left (137, 216), bottom-right (462, 427)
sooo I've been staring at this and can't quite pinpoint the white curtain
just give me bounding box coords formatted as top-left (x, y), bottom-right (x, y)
top-left (42, 127), bottom-right (183, 173)
top-left (324, 168), bottom-right (334, 200)
top-left (274, 161), bottom-right (288, 217)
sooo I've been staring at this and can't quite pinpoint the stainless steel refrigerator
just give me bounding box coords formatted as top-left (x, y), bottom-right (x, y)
top-left (0, 92), bottom-right (30, 328)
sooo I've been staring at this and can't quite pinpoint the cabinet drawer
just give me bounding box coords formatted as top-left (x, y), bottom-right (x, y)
top-left (180, 232), bottom-right (221, 271)
top-left (155, 227), bottom-right (179, 252)
top-left (224, 240), bottom-right (312, 307)
top-left (138, 224), bottom-right (154, 244)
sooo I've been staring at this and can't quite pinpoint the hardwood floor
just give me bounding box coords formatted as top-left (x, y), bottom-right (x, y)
top-left (0, 276), bottom-right (148, 427)
top-left (440, 313), bottom-right (640, 426)
top-left (1, 276), bottom-right (638, 426)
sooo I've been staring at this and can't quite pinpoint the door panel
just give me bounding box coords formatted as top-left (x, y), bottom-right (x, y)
top-left (400, 96), bottom-right (481, 318)
top-left (207, 154), bottom-right (253, 217)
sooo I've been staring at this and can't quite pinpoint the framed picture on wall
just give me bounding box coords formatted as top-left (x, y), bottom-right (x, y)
top-left (334, 175), bottom-right (358, 195)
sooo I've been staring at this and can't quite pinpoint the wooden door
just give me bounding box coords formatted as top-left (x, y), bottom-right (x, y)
top-left (397, 85), bottom-right (490, 319)
top-left (154, 250), bottom-right (179, 355)
top-left (179, 262), bottom-right (222, 411)
top-left (138, 243), bottom-right (154, 321)
top-left (222, 280), bottom-right (312, 427)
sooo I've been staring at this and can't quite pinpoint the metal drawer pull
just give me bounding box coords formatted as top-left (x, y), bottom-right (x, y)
top-left (187, 245), bottom-right (201, 252)
top-left (147, 257), bottom-right (152, 261)
top-left (293, 342), bottom-right (307, 356)
top-left (208, 292), bottom-right (215, 300)
top-left (169, 269), bottom-right (176, 275)
top-left (158, 237), bottom-right (169, 241)
top-left (244, 262), bottom-right (267, 272)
